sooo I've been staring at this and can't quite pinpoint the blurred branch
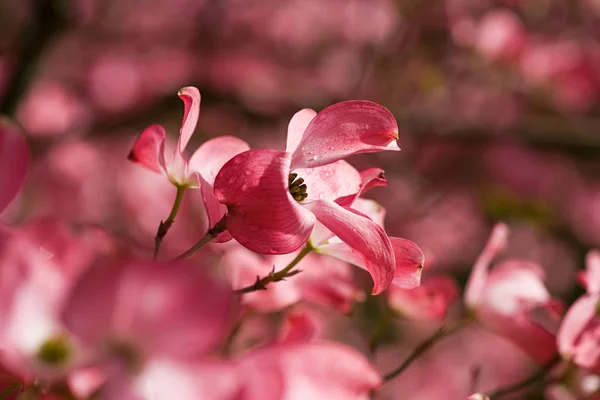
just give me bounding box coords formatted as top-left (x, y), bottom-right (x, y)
top-left (0, 0), bottom-right (68, 117)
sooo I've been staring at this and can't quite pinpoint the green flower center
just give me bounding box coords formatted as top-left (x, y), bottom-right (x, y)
top-left (37, 335), bottom-right (71, 365)
top-left (289, 173), bottom-right (308, 203)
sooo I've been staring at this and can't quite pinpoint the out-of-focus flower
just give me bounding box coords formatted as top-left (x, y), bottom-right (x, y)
top-left (467, 394), bottom-right (490, 400)
top-left (0, 118), bottom-right (29, 214)
top-left (474, 9), bottom-right (526, 61)
top-left (388, 275), bottom-right (460, 321)
top-left (546, 363), bottom-right (600, 400)
top-left (0, 220), bottom-right (113, 382)
top-left (465, 223), bottom-right (561, 364)
top-left (215, 101), bottom-right (402, 293)
top-left (237, 342), bottom-right (381, 400)
top-left (61, 258), bottom-right (238, 400)
top-left (557, 251), bottom-right (600, 370)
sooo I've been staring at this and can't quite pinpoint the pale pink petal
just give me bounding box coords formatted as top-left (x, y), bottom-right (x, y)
top-left (188, 136), bottom-right (251, 185)
top-left (464, 223), bottom-right (509, 308)
top-left (0, 118), bottom-right (29, 213)
top-left (305, 200), bottom-right (395, 294)
top-left (99, 359), bottom-right (240, 400)
top-left (214, 149), bottom-right (316, 254)
top-left (166, 151), bottom-right (199, 188)
top-left (290, 100), bottom-right (400, 170)
top-left (64, 260), bottom-right (233, 359)
top-left (199, 175), bottom-right (231, 243)
top-left (389, 238), bottom-right (424, 289)
top-left (318, 236), bottom-right (423, 291)
top-left (556, 295), bottom-right (599, 363)
top-left (352, 198), bottom-right (386, 227)
top-left (239, 342), bottom-right (381, 400)
top-left (388, 275), bottom-right (459, 321)
top-left (176, 86), bottom-right (201, 153)
top-left (583, 250), bottom-right (600, 294)
top-left (335, 168), bottom-right (387, 207)
top-left (286, 108), bottom-right (317, 154)
top-left (467, 395), bottom-right (490, 400)
top-left (278, 308), bottom-right (323, 344)
top-left (477, 307), bottom-right (557, 364)
top-left (294, 160), bottom-right (361, 202)
top-left (127, 124), bottom-right (166, 174)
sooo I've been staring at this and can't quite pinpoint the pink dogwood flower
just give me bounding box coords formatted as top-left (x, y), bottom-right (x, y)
top-left (0, 118), bottom-right (29, 214)
top-left (465, 223), bottom-right (561, 364)
top-left (557, 250), bottom-right (600, 369)
top-left (128, 86), bottom-right (250, 236)
top-left (215, 105), bottom-right (407, 294)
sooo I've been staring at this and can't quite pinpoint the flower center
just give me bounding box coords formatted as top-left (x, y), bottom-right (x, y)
top-left (37, 335), bottom-right (71, 365)
top-left (288, 173), bottom-right (308, 203)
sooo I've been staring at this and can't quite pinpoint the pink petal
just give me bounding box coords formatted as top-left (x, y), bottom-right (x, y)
top-left (199, 175), bottom-right (231, 243)
top-left (557, 294), bottom-right (599, 362)
top-left (335, 168), bottom-right (387, 207)
top-left (176, 86), bottom-right (201, 154)
top-left (388, 275), bottom-right (460, 321)
top-left (214, 149), bottom-right (316, 254)
top-left (294, 160), bottom-right (361, 202)
top-left (305, 200), bottom-right (395, 294)
top-left (188, 136), bottom-right (251, 185)
top-left (464, 223), bottom-right (509, 308)
top-left (477, 307), bottom-right (557, 364)
top-left (584, 250), bottom-right (600, 294)
top-left (317, 236), bottom-right (423, 291)
top-left (389, 238), bottom-right (424, 289)
top-left (278, 307), bottom-right (323, 344)
top-left (127, 124), bottom-right (166, 174)
top-left (286, 108), bottom-right (317, 154)
top-left (0, 119), bottom-right (30, 213)
top-left (290, 100), bottom-right (400, 170)
top-left (239, 342), bottom-right (381, 400)
top-left (63, 260), bottom-right (233, 359)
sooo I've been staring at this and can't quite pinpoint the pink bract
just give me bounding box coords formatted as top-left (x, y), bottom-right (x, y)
top-left (464, 223), bottom-right (561, 364)
top-left (0, 118), bottom-right (29, 214)
top-left (215, 101), bottom-right (409, 293)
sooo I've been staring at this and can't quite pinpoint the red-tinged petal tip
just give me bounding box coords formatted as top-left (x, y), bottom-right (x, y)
top-left (290, 100), bottom-right (400, 170)
top-left (0, 118), bottom-right (30, 213)
top-left (176, 86), bottom-right (201, 153)
top-left (214, 149), bottom-right (316, 254)
top-left (390, 237), bottom-right (425, 289)
top-left (128, 124), bottom-right (166, 174)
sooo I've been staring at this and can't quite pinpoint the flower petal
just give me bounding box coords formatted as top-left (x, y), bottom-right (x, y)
top-left (305, 199), bottom-right (395, 294)
top-left (582, 250), bottom-right (600, 294)
top-left (290, 100), bottom-right (400, 170)
top-left (188, 136), bottom-right (251, 186)
top-left (239, 342), bottom-right (381, 400)
top-left (127, 124), bottom-right (166, 174)
top-left (556, 294), bottom-right (598, 364)
top-left (389, 238), bottom-right (424, 289)
top-left (0, 118), bottom-right (29, 213)
top-left (464, 223), bottom-right (509, 308)
top-left (294, 160), bottom-right (361, 202)
top-left (388, 275), bottom-right (459, 321)
top-left (176, 86), bottom-right (201, 154)
top-left (335, 168), bottom-right (388, 207)
top-left (317, 236), bottom-right (423, 290)
top-left (286, 108), bottom-right (317, 154)
top-left (214, 149), bottom-right (316, 254)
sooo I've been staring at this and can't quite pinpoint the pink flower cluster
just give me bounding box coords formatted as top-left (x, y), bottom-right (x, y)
top-left (2, 86), bottom-right (600, 399)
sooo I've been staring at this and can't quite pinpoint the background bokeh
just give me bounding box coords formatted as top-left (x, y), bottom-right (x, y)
top-left (2, 0), bottom-right (600, 398)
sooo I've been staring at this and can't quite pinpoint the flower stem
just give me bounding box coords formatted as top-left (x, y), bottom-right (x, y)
top-left (383, 319), bottom-right (468, 382)
top-left (487, 356), bottom-right (560, 399)
top-left (173, 216), bottom-right (227, 260)
top-left (0, 383), bottom-right (21, 400)
top-left (234, 243), bottom-right (314, 294)
top-left (153, 185), bottom-right (186, 260)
